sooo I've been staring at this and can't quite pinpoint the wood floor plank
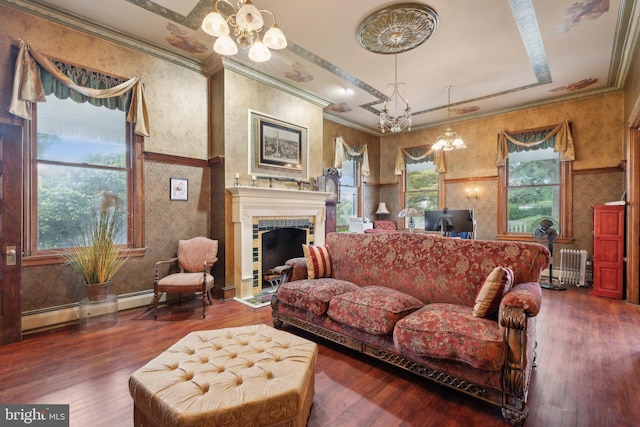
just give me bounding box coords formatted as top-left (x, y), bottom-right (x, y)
top-left (1, 287), bottom-right (639, 426)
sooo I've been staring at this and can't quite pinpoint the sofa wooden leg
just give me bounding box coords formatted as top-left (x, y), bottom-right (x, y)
top-left (501, 406), bottom-right (528, 426)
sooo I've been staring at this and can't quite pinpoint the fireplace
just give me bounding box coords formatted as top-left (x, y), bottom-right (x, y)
top-left (228, 186), bottom-right (331, 299)
top-left (261, 227), bottom-right (307, 287)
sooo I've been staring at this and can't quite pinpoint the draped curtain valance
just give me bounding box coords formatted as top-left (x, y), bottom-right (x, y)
top-left (394, 146), bottom-right (445, 175)
top-left (334, 136), bottom-right (370, 176)
top-left (8, 40), bottom-right (150, 137)
top-left (496, 119), bottom-right (574, 166)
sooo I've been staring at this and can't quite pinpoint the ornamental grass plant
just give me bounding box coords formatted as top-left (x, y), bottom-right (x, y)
top-left (64, 194), bottom-right (130, 285)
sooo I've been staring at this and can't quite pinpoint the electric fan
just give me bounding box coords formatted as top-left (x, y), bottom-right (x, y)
top-left (531, 217), bottom-right (566, 291)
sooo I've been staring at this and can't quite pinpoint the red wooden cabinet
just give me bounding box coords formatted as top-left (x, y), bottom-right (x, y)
top-left (591, 204), bottom-right (625, 299)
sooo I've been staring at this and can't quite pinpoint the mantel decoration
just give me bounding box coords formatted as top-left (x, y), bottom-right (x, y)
top-left (398, 206), bottom-right (422, 233)
top-left (201, 0), bottom-right (287, 62)
top-left (357, 3), bottom-right (439, 133)
top-left (432, 86), bottom-right (467, 151)
top-left (63, 193), bottom-right (131, 301)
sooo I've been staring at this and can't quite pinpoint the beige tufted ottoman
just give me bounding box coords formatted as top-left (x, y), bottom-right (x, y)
top-left (129, 324), bottom-right (317, 427)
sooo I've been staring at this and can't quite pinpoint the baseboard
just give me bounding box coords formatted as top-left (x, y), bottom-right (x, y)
top-left (21, 291), bottom-right (162, 334)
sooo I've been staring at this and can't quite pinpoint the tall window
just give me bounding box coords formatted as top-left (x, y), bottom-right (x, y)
top-left (506, 147), bottom-right (559, 233)
top-left (497, 124), bottom-right (573, 240)
top-left (405, 161), bottom-right (438, 229)
top-left (21, 58), bottom-right (144, 265)
top-left (337, 159), bottom-right (358, 228)
top-left (35, 95), bottom-right (129, 250)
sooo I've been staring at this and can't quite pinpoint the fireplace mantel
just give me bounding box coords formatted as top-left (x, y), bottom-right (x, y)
top-left (228, 186), bottom-right (331, 299)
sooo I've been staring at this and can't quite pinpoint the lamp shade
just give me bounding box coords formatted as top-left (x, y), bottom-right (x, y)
top-left (398, 207), bottom-right (422, 218)
top-left (263, 24), bottom-right (287, 49)
top-left (236, 1), bottom-right (264, 31)
top-left (375, 202), bottom-right (390, 215)
top-left (201, 10), bottom-right (229, 37)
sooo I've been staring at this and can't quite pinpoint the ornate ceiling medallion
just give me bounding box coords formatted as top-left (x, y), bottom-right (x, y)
top-left (357, 3), bottom-right (439, 54)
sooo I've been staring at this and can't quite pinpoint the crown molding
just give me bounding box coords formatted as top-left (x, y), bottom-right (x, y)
top-left (0, 0), bottom-right (204, 73)
top-left (221, 57), bottom-right (332, 108)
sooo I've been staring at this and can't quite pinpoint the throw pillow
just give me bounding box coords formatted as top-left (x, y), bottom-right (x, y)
top-left (302, 244), bottom-right (332, 279)
top-left (473, 266), bottom-right (514, 318)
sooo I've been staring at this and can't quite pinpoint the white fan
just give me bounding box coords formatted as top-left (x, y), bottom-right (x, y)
top-left (531, 217), bottom-right (566, 291)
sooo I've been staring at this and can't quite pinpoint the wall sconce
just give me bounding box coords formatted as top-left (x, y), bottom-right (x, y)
top-left (465, 187), bottom-right (480, 199)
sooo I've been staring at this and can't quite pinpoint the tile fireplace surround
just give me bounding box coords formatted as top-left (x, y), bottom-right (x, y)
top-left (228, 186), bottom-right (331, 299)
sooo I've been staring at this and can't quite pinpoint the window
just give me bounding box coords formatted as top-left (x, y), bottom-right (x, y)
top-left (405, 160), bottom-right (439, 229)
top-left (34, 96), bottom-right (129, 250)
top-left (23, 69), bottom-right (144, 265)
top-left (337, 159), bottom-right (358, 228)
top-left (506, 147), bottom-right (559, 232)
top-left (497, 126), bottom-right (573, 241)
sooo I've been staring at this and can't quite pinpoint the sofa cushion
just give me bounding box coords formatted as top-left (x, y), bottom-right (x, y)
top-left (327, 286), bottom-right (423, 335)
top-left (393, 303), bottom-right (506, 371)
top-left (277, 279), bottom-right (359, 316)
top-left (302, 244), bottom-right (332, 279)
top-left (473, 266), bottom-right (514, 318)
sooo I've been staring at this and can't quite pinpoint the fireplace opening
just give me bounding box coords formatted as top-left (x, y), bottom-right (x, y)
top-left (261, 227), bottom-right (306, 288)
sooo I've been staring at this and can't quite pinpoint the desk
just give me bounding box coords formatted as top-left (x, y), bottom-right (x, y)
top-left (78, 294), bottom-right (118, 333)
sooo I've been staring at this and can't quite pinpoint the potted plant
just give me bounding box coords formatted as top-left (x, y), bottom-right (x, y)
top-left (64, 193), bottom-right (131, 301)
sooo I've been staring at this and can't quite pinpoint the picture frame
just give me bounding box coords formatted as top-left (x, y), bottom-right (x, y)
top-left (170, 178), bottom-right (188, 201)
top-left (250, 111), bottom-right (308, 179)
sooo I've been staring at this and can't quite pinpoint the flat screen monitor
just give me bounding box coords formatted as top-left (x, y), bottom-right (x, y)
top-left (424, 208), bottom-right (474, 234)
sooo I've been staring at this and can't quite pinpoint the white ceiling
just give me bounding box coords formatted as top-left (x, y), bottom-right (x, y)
top-left (6, 0), bottom-right (640, 135)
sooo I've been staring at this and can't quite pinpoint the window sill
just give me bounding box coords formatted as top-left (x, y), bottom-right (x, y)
top-left (496, 234), bottom-right (574, 244)
top-left (22, 247), bottom-right (147, 267)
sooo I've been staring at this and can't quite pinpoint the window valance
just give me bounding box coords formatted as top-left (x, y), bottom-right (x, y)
top-left (334, 136), bottom-right (370, 176)
top-left (496, 119), bottom-right (574, 166)
top-left (8, 40), bottom-right (150, 137)
top-left (394, 146), bottom-right (445, 175)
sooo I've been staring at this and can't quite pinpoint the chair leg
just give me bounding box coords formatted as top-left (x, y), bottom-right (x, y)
top-left (201, 291), bottom-right (207, 319)
top-left (152, 292), bottom-right (160, 320)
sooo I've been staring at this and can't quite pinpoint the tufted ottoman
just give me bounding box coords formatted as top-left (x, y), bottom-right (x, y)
top-left (129, 324), bottom-right (318, 427)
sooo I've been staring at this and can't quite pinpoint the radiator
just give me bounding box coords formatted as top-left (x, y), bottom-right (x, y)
top-left (558, 249), bottom-right (588, 287)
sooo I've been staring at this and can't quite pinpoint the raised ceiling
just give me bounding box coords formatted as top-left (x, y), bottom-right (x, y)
top-left (4, 0), bottom-right (639, 135)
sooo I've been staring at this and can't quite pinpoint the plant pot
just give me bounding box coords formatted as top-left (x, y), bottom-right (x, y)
top-left (85, 280), bottom-right (112, 302)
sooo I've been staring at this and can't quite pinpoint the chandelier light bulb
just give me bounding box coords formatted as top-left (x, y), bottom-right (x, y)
top-left (248, 39), bottom-right (271, 62)
top-left (201, 10), bottom-right (229, 37)
top-left (236, 1), bottom-right (264, 31)
top-left (214, 35), bottom-right (238, 55)
top-left (263, 24), bottom-right (287, 50)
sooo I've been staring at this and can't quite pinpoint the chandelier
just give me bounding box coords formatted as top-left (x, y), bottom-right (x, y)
top-left (432, 86), bottom-right (466, 151)
top-left (201, 0), bottom-right (287, 63)
top-left (379, 53), bottom-right (411, 133)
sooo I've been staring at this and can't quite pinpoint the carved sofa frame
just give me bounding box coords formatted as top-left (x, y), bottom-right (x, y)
top-left (271, 232), bottom-right (549, 426)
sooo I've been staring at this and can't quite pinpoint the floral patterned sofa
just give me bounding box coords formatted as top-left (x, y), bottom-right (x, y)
top-left (271, 232), bottom-right (550, 426)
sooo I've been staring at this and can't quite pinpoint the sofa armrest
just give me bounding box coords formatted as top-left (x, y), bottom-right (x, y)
top-left (284, 257), bottom-right (308, 282)
top-left (499, 282), bottom-right (543, 327)
top-left (499, 282), bottom-right (542, 402)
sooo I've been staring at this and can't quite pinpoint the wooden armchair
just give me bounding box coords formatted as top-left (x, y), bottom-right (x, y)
top-left (152, 237), bottom-right (218, 319)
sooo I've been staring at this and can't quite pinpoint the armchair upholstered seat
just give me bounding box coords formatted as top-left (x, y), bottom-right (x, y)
top-left (152, 237), bottom-right (218, 319)
top-left (365, 220), bottom-right (398, 233)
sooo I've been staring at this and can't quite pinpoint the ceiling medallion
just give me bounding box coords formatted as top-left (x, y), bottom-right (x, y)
top-left (357, 3), bottom-right (439, 54)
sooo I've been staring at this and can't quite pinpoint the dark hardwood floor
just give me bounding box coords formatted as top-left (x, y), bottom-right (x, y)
top-left (1, 286), bottom-right (639, 427)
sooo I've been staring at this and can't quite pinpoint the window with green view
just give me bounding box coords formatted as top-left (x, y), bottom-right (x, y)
top-left (506, 147), bottom-right (560, 234)
top-left (35, 95), bottom-right (129, 250)
top-left (337, 159), bottom-right (358, 228)
top-left (405, 161), bottom-right (438, 229)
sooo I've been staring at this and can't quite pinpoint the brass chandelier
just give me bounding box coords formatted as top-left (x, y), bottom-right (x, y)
top-left (432, 86), bottom-right (467, 151)
top-left (201, 0), bottom-right (287, 63)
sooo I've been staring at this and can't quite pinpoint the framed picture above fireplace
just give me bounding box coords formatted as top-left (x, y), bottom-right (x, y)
top-left (250, 111), bottom-right (308, 179)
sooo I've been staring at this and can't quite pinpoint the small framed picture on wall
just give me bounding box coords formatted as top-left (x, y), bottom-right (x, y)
top-left (170, 178), bottom-right (188, 201)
